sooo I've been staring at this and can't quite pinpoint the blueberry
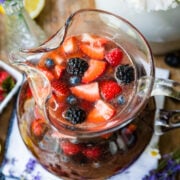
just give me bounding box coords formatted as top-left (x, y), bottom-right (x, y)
top-left (45, 58), bottom-right (55, 68)
top-left (69, 76), bottom-right (81, 85)
top-left (164, 53), bottom-right (180, 67)
top-left (67, 95), bottom-right (78, 105)
top-left (117, 95), bottom-right (125, 105)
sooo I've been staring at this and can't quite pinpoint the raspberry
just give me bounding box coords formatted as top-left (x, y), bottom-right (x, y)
top-left (105, 48), bottom-right (123, 66)
top-left (82, 146), bottom-right (101, 160)
top-left (100, 80), bottom-right (122, 101)
top-left (66, 58), bottom-right (89, 76)
top-left (115, 64), bottom-right (134, 84)
top-left (60, 141), bottom-right (81, 156)
top-left (64, 106), bottom-right (86, 124)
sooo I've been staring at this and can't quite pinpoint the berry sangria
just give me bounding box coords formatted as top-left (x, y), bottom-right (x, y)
top-left (12, 9), bottom-right (180, 180)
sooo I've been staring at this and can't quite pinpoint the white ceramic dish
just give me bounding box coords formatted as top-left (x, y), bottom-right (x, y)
top-left (0, 60), bottom-right (23, 113)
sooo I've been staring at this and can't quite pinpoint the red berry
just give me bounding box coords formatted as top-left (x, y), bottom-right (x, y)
top-left (62, 37), bottom-right (78, 54)
top-left (0, 89), bottom-right (5, 101)
top-left (100, 80), bottom-right (122, 101)
top-left (31, 118), bottom-right (47, 137)
top-left (26, 86), bottom-right (33, 99)
top-left (0, 71), bottom-right (9, 84)
top-left (105, 48), bottom-right (123, 66)
top-left (60, 141), bottom-right (81, 156)
top-left (80, 44), bottom-right (105, 60)
top-left (38, 67), bottom-right (55, 81)
top-left (51, 80), bottom-right (70, 100)
top-left (86, 100), bottom-right (116, 123)
top-left (82, 59), bottom-right (107, 83)
top-left (83, 146), bottom-right (101, 160)
top-left (70, 82), bottom-right (100, 102)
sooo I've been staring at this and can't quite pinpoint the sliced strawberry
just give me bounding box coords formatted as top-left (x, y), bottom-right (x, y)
top-left (60, 141), bottom-right (81, 156)
top-left (70, 82), bottom-right (100, 102)
top-left (100, 80), bottom-right (122, 101)
top-left (87, 100), bottom-right (116, 123)
top-left (81, 33), bottom-right (107, 47)
top-left (51, 80), bottom-right (70, 101)
top-left (34, 105), bottom-right (44, 119)
top-left (31, 118), bottom-right (47, 137)
top-left (26, 86), bottom-right (33, 99)
top-left (38, 67), bottom-right (55, 81)
top-left (105, 48), bottom-right (123, 66)
top-left (62, 37), bottom-right (78, 54)
top-left (82, 146), bottom-right (101, 160)
top-left (82, 59), bottom-right (107, 83)
top-left (80, 44), bottom-right (105, 60)
top-left (54, 64), bottom-right (66, 79)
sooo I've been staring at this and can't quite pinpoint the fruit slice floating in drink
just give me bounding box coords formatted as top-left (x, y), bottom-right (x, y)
top-left (34, 33), bottom-right (135, 129)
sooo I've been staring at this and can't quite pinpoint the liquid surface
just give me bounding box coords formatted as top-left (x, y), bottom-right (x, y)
top-left (36, 33), bottom-right (135, 130)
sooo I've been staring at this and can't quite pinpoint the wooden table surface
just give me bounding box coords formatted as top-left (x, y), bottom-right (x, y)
top-left (0, 0), bottom-right (180, 168)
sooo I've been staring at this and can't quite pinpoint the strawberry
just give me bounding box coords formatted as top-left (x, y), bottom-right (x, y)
top-left (80, 44), bottom-right (105, 60)
top-left (34, 105), bottom-right (44, 119)
top-left (105, 48), bottom-right (123, 66)
top-left (87, 100), bottom-right (116, 123)
top-left (82, 59), bottom-right (107, 83)
top-left (82, 146), bottom-right (101, 160)
top-left (0, 71), bottom-right (9, 84)
top-left (60, 141), bottom-right (81, 156)
top-left (70, 82), bottom-right (100, 102)
top-left (31, 118), bottom-right (47, 137)
top-left (81, 33), bottom-right (107, 47)
top-left (0, 89), bottom-right (5, 101)
top-left (62, 37), bottom-right (78, 54)
top-left (100, 80), bottom-right (122, 101)
top-left (51, 80), bottom-right (70, 100)
top-left (37, 67), bottom-right (55, 81)
top-left (26, 86), bottom-right (33, 99)
top-left (54, 64), bottom-right (65, 79)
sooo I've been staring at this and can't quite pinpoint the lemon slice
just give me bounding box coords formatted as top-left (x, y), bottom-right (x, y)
top-left (23, 0), bottom-right (45, 19)
top-left (0, 5), bottom-right (5, 14)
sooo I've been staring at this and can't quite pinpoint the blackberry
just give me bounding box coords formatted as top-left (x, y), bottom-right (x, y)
top-left (115, 64), bottom-right (134, 84)
top-left (64, 106), bottom-right (86, 125)
top-left (45, 58), bottom-right (55, 68)
top-left (164, 53), bottom-right (180, 67)
top-left (66, 58), bottom-right (89, 76)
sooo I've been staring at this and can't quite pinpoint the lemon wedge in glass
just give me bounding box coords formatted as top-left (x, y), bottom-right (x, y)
top-left (24, 0), bottom-right (45, 19)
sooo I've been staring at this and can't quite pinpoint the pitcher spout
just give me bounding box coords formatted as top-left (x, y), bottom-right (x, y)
top-left (9, 50), bottom-right (51, 109)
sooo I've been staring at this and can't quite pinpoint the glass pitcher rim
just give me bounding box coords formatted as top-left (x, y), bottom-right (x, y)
top-left (15, 8), bottom-right (155, 137)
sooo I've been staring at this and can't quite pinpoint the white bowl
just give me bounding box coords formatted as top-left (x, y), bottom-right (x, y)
top-left (95, 0), bottom-right (180, 54)
top-left (0, 60), bottom-right (23, 113)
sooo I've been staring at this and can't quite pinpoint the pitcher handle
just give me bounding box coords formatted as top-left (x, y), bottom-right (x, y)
top-left (155, 109), bottom-right (180, 135)
top-left (137, 76), bottom-right (180, 101)
top-left (151, 78), bottom-right (180, 100)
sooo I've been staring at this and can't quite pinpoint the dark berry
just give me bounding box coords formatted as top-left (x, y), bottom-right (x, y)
top-left (69, 76), bottom-right (81, 85)
top-left (64, 106), bottom-right (86, 124)
top-left (115, 64), bottom-right (134, 84)
top-left (66, 95), bottom-right (78, 105)
top-left (164, 53), bottom-right (180, 67)
top-left (117, 95), bottom-right (125, 104)
top-left (66, 58), bottom-right (89, 76)
top-left (45, 58), bottom-right (55, 68)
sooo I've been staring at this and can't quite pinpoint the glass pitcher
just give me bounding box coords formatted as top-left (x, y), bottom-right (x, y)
top-left (9, 9), bottom-right (180, 180)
